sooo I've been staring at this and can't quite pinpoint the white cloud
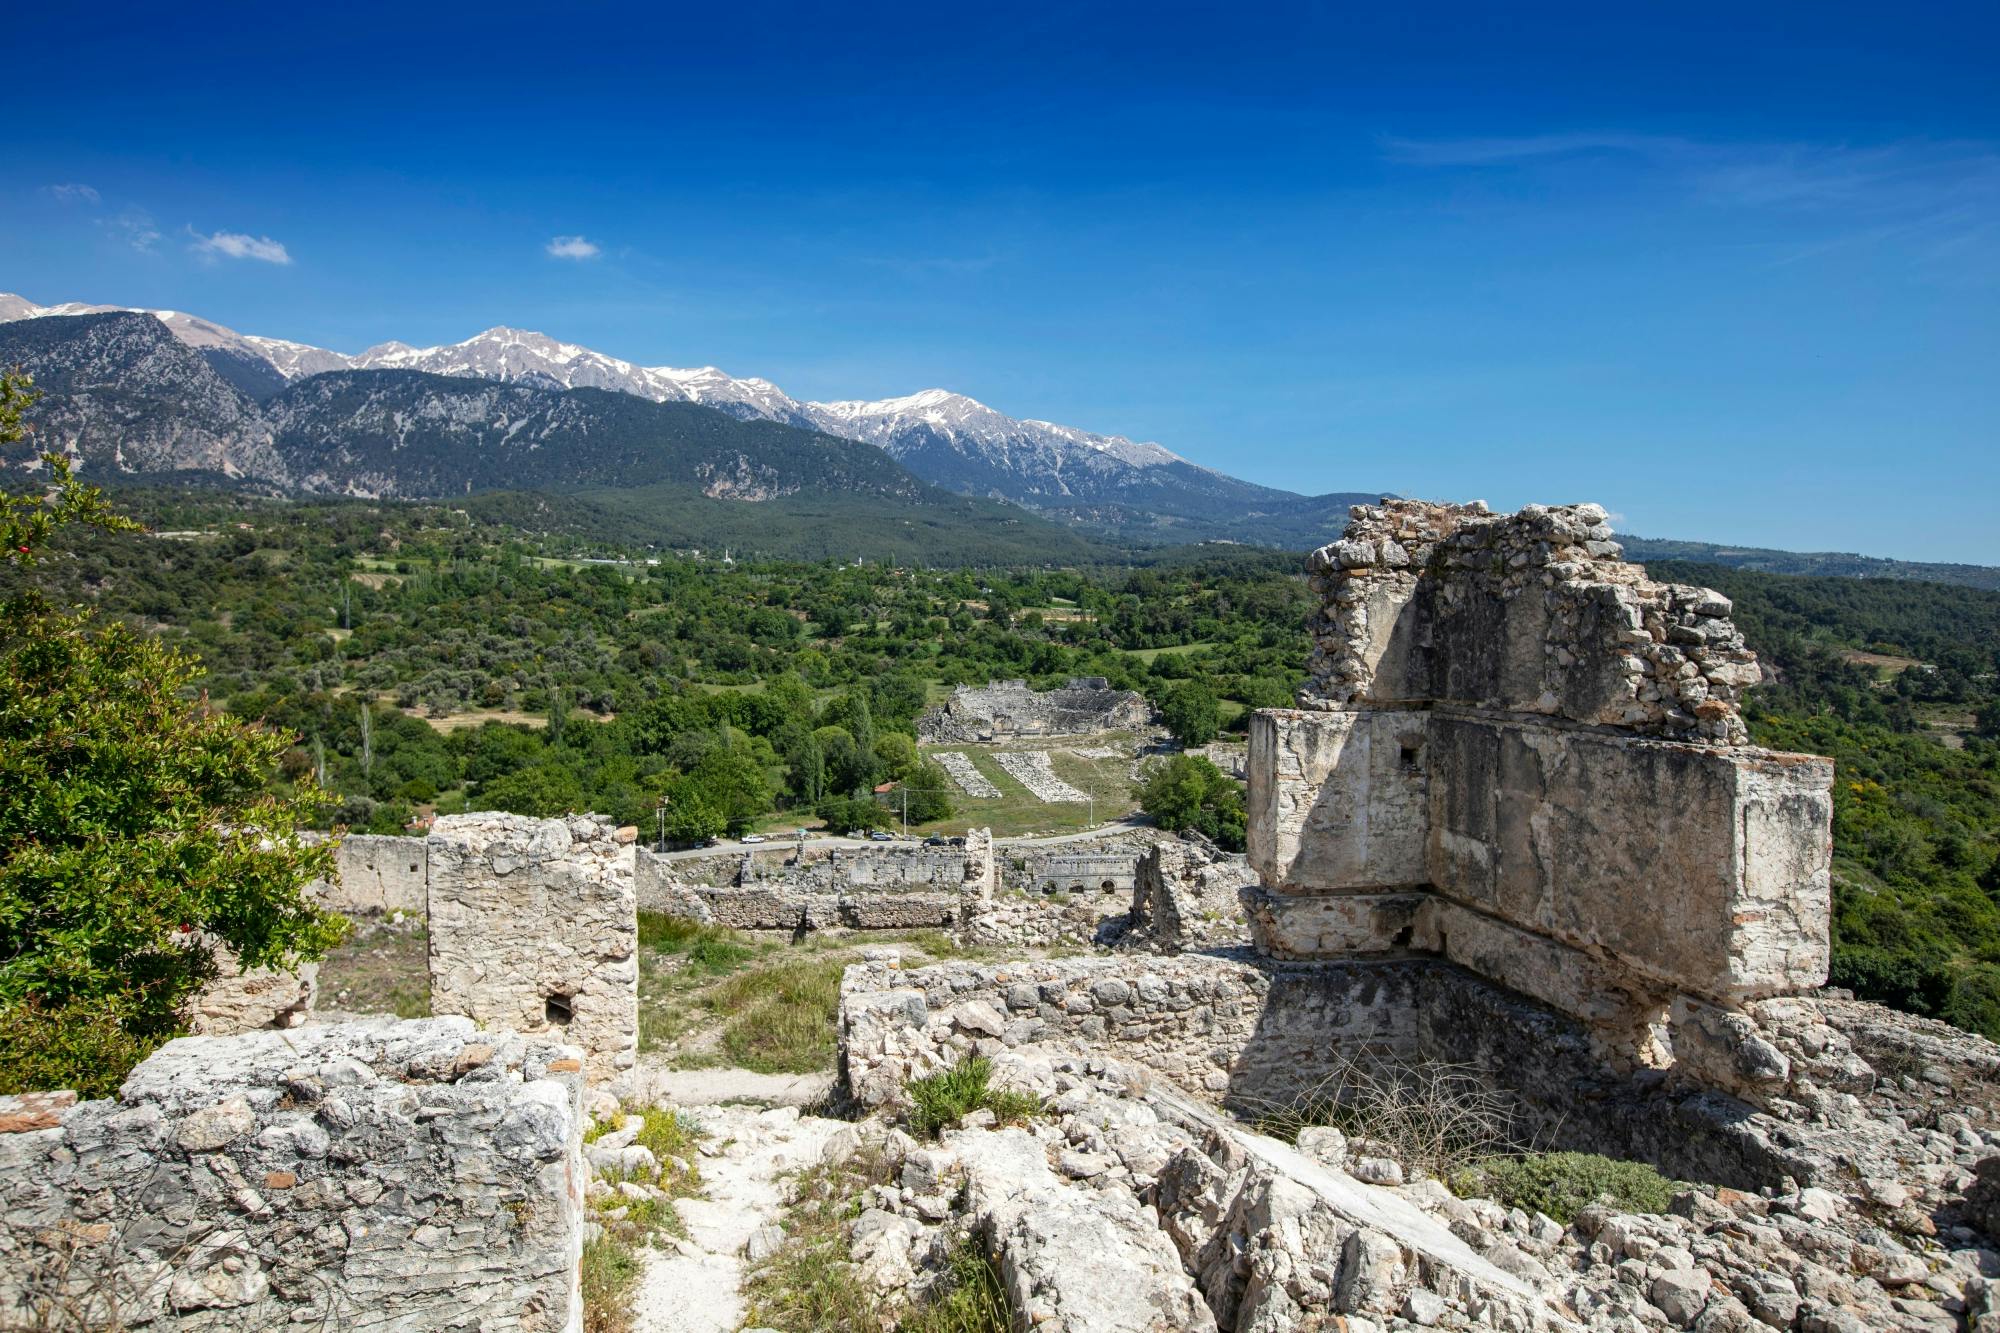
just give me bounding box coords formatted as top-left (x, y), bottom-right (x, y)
top-left (44, 182), bottom-right (101, 205)
top-left (545, 235), bottom-right (602, 260)
top-left (105, 209), bottom-right (162, 253)
top-left (189, 230), bottom-right (293, 265)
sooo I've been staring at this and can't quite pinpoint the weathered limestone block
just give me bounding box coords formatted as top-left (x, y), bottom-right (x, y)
top-left (1245, 888), bottom-right (1424, 958)
top-left (1305, 500), bottom-right (1759, 745)
top-left (955, 1126), bottom-right (1219, 1332)
top-left (963, 827), bottom-right (996, 901)
top-left (1247, 709), bottom-right (1430, 895)
top-left (428, 812), bottom-right (638, 1081)
top-left (1127, 837), bottom-right (1254, 952)
top-left (189, 939), bottom-right (318, 1036)
top-left (0, 1017), bottom-right (585, 1332)
top-left (1424, 716), bottom-right (1833, 1003)
top-left (318, 833), bottom-right (429, 915)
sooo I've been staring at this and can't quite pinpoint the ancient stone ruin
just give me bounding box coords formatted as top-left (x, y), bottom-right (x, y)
top-left (1250, 499), bottom-right (1833, 1076)
top-left (0, 1018), bottom-right (587, 1330)
top-left (428, 812), bottom-right (640, 1082)
top-left (918, 676), bottom-right (1153, 743)
top-left (833, 502), bottom-right (2000, 1332)
top-left (16, 500), bottom-right (2000, 1333)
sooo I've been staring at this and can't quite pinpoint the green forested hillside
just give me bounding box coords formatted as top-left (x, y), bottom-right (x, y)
top-left (3, 488), bottom-right (1307, 841)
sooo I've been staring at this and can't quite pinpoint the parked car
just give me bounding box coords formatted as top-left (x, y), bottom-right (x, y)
top-left (741, 834), bottom-right (767, 844)
top-left (869, 830), bottom-right (895, 842)
top-left (923, 835), bottom-right (947, 847)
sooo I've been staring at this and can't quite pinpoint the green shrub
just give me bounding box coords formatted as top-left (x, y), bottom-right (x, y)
top-left (905, 1056), bottom-right (1042, 1139)
top-left (0, 997), bottom-right (160, 1099)
top-left (903, 1232), bottom-right (1011, 1333)
top-left (1449, 1151), bottom-right (1675, 1223)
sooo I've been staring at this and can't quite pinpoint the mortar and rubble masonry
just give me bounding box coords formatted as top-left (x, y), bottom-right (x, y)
top-left (0, 1017), bottom-right (588, 1331)
top-left (1250, 499), bottom-right (1835, 1079)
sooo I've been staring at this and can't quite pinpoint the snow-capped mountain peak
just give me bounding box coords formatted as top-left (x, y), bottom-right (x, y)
top-left (0, 288), bottom-right (1239, 521)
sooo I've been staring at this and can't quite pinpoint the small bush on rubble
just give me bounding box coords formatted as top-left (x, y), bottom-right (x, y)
top-left (904, 1056), bottom-right (1042, 1139)
top-left (1450, 1151), bottom-right (1675, 1223)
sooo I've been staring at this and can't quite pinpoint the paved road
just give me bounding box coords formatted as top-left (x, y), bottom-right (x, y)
top-left (646, 813), bottom-right (1154, 861)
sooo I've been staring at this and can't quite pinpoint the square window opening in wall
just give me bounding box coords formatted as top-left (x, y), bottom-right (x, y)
top-left (1399, 740), bottom-right (1424, 771)
top-left (545, 994), bottom-right (573, 1026)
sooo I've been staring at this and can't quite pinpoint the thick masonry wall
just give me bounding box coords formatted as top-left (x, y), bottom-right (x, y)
top-left (0, 1018), bottom-right (586, 1331)
top-left (837, 953), bottom-right (1851, 1190)
top-left (317, 834), bottom-right (429, 915)
top-left (1247, 500), bottom-right (1837, 1077)
top-left (428, 813), bottom-right (638, 1082)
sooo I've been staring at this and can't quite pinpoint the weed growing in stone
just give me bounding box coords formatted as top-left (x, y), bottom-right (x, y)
top-left (744, 1142), bottom-right (1017, 1333)
top-left (904, 1057), bottom-right (1042, 1139)
top-left (1241, 1052), bottom-right (1516, 1181)
top-left (742, 1143), bottom-right (897, 1330)
top-left (580, 1235), bottom-right (642, 1333)
top-left (901, 1232), bottom-right (1011, 1333)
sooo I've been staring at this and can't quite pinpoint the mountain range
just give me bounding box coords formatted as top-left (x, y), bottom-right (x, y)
top-left (0, 294), bottom-right (1382, 547)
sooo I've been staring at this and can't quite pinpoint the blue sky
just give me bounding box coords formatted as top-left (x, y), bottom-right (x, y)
top-left (4, 2), bottom-right (1995, 561)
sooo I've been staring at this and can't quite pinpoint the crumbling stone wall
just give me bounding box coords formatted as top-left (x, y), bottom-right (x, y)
top-left (918, 676), bottom-right (1153, 743)
top-left (0, 1017), bottom-right (585, 1331)
top-left (1248, 500), bottom-right (1835, 1075)
top-left (321, 834), bottom-right (429, 915)
top-left (1301, 499), bottom-right (1761, 743)
top-left (1122, 837), bottom-right (1255, 953)
top-left (428, 813), bottom-right (638, 1081)
top-left (189, 940), bottom-right (317, 1036)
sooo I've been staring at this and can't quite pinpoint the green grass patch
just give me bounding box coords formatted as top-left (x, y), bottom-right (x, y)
top-left (903, 1233), bottom-right (1012, 1333)
top-left (580, 1234), bottom-right (642, 1333)
top-left (712, 957), bottom-right (847, 1073)
top-left (1449, 1152), bottom-right (1676, 1224)
top-left (1128, 642), bottom-right (1213, 662)
top-left (637, 911), bottom-right (756, 974)
top-left (904, 1056), bottom-right (1043, 1139)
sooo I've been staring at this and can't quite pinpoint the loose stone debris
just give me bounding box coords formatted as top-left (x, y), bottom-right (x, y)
top-left (994, 750), bottom-right (1092, 803)
top-left (933, 749), bottom-right (1003, 798)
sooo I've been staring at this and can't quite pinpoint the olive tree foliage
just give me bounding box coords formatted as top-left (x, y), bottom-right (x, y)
top-left (0, 372), bottom-right (346, 1096)
top-left (1133, 753), bottom-right (1246, 850)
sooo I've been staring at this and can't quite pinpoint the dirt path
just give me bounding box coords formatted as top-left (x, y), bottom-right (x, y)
top-left (626, 1063), bottom-right (835, 1108)
top-left (632, 1101), bottom-right (846, 1333)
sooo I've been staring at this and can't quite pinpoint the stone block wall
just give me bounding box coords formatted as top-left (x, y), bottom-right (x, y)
top-left (0, 1017), bottom-right (585, 1331)
top-left (1122, 838), bottom-right (1255, 952)
top-left (189, 940), bottom-right (318, 1036)
top-left (428, 813), bottom-right (638, 1082)
top-left (322, 834), bottom-right (429, 915)
top-left (1248, 499), bottom-right (1836, 1077)
top-left (633, 828), bottom-right (1002, 935)
top-left (1302, 499), bottom-right (1760, 745)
